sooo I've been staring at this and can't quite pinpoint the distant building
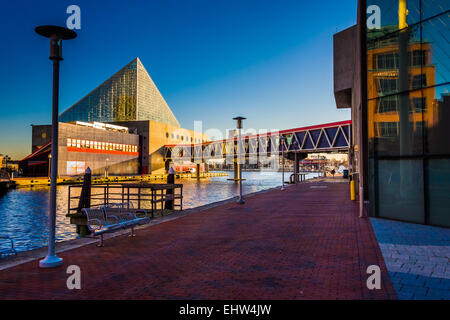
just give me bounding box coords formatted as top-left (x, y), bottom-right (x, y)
top-left (21, 58), bottom-right (208, 177)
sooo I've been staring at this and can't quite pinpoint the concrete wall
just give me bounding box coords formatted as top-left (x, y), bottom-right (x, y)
top-left (333, 0), bottom-right (368, 205)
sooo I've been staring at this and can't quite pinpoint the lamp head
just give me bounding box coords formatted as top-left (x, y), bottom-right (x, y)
top-left (232, 116), bottom-right (246, 129)
top-left (35, 25), bottom-right (77, 60)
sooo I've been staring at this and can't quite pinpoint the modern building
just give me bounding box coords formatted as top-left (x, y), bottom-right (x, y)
top-left (59, 58), bottom-right (180, 127)
top-left (21, 58), bottom-right (208, 176)
top-left (333, 0), bottom-right (449, 227)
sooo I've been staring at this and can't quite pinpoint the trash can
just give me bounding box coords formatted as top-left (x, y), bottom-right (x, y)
top-left (343, 169), bottom-right (349, 179)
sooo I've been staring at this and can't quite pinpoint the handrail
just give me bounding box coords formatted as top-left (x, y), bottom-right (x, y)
top-left (68, 183), bottom-right (183, 215)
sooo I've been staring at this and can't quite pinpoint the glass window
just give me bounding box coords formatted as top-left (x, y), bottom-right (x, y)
top-left (376, 159), bottom-right (425, 223)
top-left (426, 159), bottom-right (450, 227)
top-left (422, 15), bottom-right (450, 86)
top-left (412, 50), bottom-right (426, 66)
top-left (412, 97), bottom-right (426, 112)
top-left (67, 138), bottom-right (71, 147)
top-left (412, 74), bottom-right (426, 90)
top-left (378, 95), bottom-right (398, 113)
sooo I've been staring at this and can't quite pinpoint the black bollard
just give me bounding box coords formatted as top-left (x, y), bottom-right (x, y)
top-left (165, 167), bottom-right (175, 210)
top-left (77, 167), bottom-right (92, 213)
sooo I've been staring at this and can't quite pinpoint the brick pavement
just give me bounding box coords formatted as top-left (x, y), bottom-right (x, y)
top-left (371, 218), bottom-right (450, 300)
top-left (0, 182), bottom-right (396, 299)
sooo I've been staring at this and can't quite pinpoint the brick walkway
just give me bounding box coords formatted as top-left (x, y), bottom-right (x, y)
top-left (0, 182), bottom-right (396, 299)
top-left (371, 218), bottom-right (450, 300)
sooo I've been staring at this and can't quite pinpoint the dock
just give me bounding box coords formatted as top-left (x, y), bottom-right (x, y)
top-left (11, 172), bottom-right (228, 188)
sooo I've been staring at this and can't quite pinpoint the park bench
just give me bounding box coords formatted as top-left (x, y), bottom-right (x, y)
top-left (0, 236), bottom-right (17, 258)
top-left (83, 203), bottom-right (150, 247)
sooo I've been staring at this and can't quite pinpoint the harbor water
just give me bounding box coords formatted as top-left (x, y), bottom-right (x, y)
top-left (0, 171), bottom-right (319, 253)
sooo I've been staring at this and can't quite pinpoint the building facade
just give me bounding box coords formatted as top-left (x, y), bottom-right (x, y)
top-left (22, 58), bottom-right (208, 176)
top-left (22, 122), bottom-right (140, 177)
top-left (59, 58), bottom-right (180, 128)
top-left (334, 0), bottom-right (449, 227)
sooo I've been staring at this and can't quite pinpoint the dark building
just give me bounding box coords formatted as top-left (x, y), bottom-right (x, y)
top-left (333, 0), bottom-right (450, 227)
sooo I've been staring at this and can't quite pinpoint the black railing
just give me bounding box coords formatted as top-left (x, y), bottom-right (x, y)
top-left (67, 183), bottom-right (183, 216)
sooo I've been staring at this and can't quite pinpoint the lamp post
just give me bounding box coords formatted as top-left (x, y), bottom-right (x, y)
top-left (280, 135), bottom-right (286, 191)
top-left (36, 25), bottom-right (77, 268)
top-left (233, 116), bottom-right (246, 204)
top-left (48, 154), bottom-right (51, 178)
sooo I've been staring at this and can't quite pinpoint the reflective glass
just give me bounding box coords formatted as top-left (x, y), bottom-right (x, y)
top-left (421, 0), bottom-right (450, 20)
top-left (376, 159), bottom-right (425, 223)
top-left (426, 158), bottom-right (450, 227)
top-left (421, 14), bottom-right (450, 86)
top-left (424, 84), bottom-right (450, 156)
top-left (367, 0), bottom-right (421, 28)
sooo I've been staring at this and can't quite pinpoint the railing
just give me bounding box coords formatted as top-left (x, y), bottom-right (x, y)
top-left (289, 173), bottom-right (306, 184)
top-left (67, 183), bottom-right (183, 216)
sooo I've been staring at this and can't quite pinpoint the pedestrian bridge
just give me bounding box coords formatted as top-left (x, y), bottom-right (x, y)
top-left (164, 120), bottom-right (352, 162)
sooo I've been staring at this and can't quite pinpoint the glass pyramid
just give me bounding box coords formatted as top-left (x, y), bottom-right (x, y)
top-left (59, 58), bottom-right (180, 127)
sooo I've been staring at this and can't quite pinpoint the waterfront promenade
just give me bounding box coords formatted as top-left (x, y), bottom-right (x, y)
top-left (0, 180), bottom-right (396, 299)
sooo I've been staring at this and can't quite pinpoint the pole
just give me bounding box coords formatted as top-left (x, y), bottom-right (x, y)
top-left (40, 42), bottom-right (62, 268)
top-left (281, 137), bottom-right (285, 190)
top-left (36, 25), bottom-right (77, 268)
top-left (233, 116), bottom-right (246, 204)
top-left (237, 126), bottom-right (244, 203)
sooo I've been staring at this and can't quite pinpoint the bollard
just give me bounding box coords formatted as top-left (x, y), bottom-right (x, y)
top-left (77, 167), bottom-right (92, 214)
top-left (165, 167), bottom-right (175, 210)
top-left (350, 180), bottom-right (356, 201)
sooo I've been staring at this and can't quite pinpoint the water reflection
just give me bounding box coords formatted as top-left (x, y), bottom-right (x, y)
top-left (0, 171), bottom-right (319, 253)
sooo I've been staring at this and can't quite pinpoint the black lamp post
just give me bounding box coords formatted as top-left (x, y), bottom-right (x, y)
top-left (233, 116), bottom-right (246, 204)
top-left (280, 135), bottom-right (286, 191)
top-left (35, 25), bottom-right (77, 268)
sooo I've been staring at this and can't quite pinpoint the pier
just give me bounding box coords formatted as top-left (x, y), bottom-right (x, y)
top-left (66, 183), bottom-right (183, 235)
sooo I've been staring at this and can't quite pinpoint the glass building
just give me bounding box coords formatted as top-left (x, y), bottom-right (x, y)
top-left (366, 1), bottom-right (449, 227)
top-left (59, 58), bottom-right (180, 128)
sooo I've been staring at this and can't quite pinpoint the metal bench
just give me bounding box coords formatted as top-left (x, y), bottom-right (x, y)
top-left (83, 205), bottom-right (150, 247)
top-left (0, 236), bottom-right (17, 258)
top-left (102, 202), bottom-right (151, 228)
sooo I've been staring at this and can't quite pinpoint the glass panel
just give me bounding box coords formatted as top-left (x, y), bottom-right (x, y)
top-left (421, 14), bottom-right (450, 87)
top-left (368, 90), bottom-right (424, 157)
top-left (424, 84), bottom-right (450, 155)
top-left (59, 60), bottom-right (137, 123)
top-left (426, 158), bottom-right (450, 227)
top-left (376, 159), bottom-right (425, 223)
top-left (367, 1), bottom-right (421, 29)
top-left (421, 0), bottom-right (450, 20)
top-left (368, 24), bottom-right (421, 99)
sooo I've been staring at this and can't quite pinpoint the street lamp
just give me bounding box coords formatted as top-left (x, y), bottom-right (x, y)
top-left (280, 135), bottom-right (286, 191)
top-left (36, 25), bottom-right (77, 268)
top-left (233, 116), bottom-right (246, 204)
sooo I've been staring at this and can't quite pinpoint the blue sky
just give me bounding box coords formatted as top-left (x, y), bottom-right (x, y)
top-left (0, 0), bottom-right (355, 159)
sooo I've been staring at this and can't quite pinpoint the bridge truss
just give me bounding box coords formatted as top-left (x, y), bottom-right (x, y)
top-left (164, 120), bottom-right (351, 162)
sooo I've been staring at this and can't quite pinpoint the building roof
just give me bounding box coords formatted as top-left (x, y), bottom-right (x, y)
top-left (59, 58), bottom-right (180, 127)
